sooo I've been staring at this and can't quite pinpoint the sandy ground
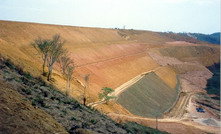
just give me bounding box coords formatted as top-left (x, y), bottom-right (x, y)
top-left (145, 50), bottom-right (220, 133)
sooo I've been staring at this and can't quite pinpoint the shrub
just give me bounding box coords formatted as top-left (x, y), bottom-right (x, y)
top-left (4, 59), bottom-right (14, 70)
top-left (71, 116), bottom-right (77, 121)
top-left (24, 72), bottom-right (32, 79)
top-left (90, 119), bottom-right (98, 124)
top-left (62, 110), bottom-right (67, 115)
top-left (35, 94), bottom-right (45, 107)
top-left (31, 100), bottom-right (36, 106)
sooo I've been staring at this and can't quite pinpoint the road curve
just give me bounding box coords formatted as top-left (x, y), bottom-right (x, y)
top-left (87, 66), bottom-right (162, 107)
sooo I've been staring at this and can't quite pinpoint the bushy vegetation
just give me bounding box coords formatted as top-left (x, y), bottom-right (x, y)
top-left (122, 122), bottom-right (169, 134)
top-left (98, 87), bottom-right (116, 104)
top-left (179, 32), bottom-right (220, 45)
top-left (206, 63), bottom-right (220, 98)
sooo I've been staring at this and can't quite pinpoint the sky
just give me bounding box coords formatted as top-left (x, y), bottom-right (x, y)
top-left (0, 0), bottom-right (220, 34)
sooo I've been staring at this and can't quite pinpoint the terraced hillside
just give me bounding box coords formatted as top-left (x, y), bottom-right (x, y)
top-left (152, 45), bottom-right (220, 66)
top-left (117, 72), bottom-right (179, 117)
top-left (0, 20), bottom-right (220, 134)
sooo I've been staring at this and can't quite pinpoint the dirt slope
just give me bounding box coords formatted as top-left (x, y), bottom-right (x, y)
top-left (117, 72), bottom-right (179, 117)
top-left (0, 20), bottom-right (220, 133)
top-left (0, 80), bottom-right (68, 134)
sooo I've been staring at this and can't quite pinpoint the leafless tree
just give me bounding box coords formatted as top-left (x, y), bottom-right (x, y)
top-left (47, 34), bottom-right (66, 81)
top-left (31, 37), bottom-right (52, 75)
top-left (58, 54), bottom-right (74, 96)
top-left (83, 74), bottom-right (90, 105)
top-left (66, 64), bottom-right (74, 96)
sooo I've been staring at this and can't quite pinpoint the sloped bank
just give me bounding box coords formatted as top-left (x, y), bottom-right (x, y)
top-left (117, 72), bottom-right (180, 117)
top-left (0, 56), bottom-right (169, 134)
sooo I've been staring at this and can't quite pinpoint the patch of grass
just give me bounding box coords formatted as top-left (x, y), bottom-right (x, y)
top-left (123, 122), bottom-right (169, 134)
top-left (35, 94), bottom-right (45, 107)
top-left (23, 98), bottom-right (28, 101)
top-left (24, 72), bottom-right (32, 79)
top-left (82, 122), bottom-right (89, 128)
top-left (31, 100), bottom-right (36, 106)
top-left (71, 116), bottom-right (77, 121)
top-left (22, 88), bottom-right (32, 95)
top-left (58, 100), bottom-right (62, 104)
top-left (62, 110), bottom-right (67, 115)
top-left (117, 72), bottom-right (178, 117)
top-left (90, 119), bottom-right (98, 124)
top-left (3, 70), bottom-right (9, 74)
top-left (4, 59), bottom-right (15, 70)
top-left (63, 99), bottom-right (73, 104)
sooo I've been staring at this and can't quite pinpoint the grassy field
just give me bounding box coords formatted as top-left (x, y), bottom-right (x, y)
top-left (117, 72), bottom-right (179, 117)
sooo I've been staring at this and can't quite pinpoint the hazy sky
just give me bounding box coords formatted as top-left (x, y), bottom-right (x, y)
top-left (0, 0), bottom-right (220, 34)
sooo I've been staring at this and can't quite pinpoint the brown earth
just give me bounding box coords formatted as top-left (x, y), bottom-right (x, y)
top-left (0, 20), bottom-right (220, 134)
top-left (0, 79), bottom-right (68, 134)
top-left (109, 113), bottom-right (220, 134)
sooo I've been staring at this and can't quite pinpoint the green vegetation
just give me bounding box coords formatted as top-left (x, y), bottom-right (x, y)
top-left (98, 87), bottom-right (116, 104)
top-left (122, 122), bottom-right (169, 134)
top-left (206, 63), bottom-right (220, 99)
top-left (58, 54), bottom-right (74, 96)
top-left (179, 32), bottom-right (220, 45)
top-left (31, 34), bottom-right (66, 81)
top-left (117, 72), bottom-right (179, 117)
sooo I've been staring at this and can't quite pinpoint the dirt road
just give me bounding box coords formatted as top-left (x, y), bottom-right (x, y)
top-left (108, 113), bottom-right (220, 134)
top-left (87, 66), bottom-right (161, 107)
top-left (164, 92), bottom-right (194, 119)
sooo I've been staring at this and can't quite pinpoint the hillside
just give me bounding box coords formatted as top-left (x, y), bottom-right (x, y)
top-left (178, 32), bottom-right (220, 45)
top-left (117, 72), bottom-right (179, 117)
top-left (0, 55), bottom-right (170, 134)
top-left (0, 80), bottom-right (68, 134)
top-left (0, 20), bottom-right (220, 134)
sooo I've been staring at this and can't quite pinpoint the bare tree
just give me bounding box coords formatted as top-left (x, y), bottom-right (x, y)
top-left (47, 34), bottom-right (66, 81)
top-left (66, 64), bottom-right (74, 96)
top-left (83, 74), bottom-right (90, 105)
top-left (58, 54), bottom-right (74, 96)
top-left (31, 37), bottom-right (52, 75)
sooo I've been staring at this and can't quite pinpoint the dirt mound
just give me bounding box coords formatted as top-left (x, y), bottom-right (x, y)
top-left (0, 80), bottom-right (68, 134)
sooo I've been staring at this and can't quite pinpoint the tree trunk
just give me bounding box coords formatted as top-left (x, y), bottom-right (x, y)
top-left (83, 97), bottom-right (86, 105)
top-left (68, 77), bottom-right (71, 91)
top-left (47, 65), bottom-right (53, 81)
top-left (156, 116), bottom-right (158, 130)
top-left (66, 76), bottom-right (69, 96)
top-left (42, 55), bottom-right (47, 74)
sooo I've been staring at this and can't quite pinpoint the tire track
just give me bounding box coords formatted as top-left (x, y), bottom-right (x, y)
top-left (164, 92), bottom-right (193, 119)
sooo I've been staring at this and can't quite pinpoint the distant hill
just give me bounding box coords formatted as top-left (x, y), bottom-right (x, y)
top-left (178, 32), bottom-right (220, 45)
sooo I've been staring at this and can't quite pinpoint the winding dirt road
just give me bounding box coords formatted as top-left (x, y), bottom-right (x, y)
top-left (164, 92), bottom-right (194, 119)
